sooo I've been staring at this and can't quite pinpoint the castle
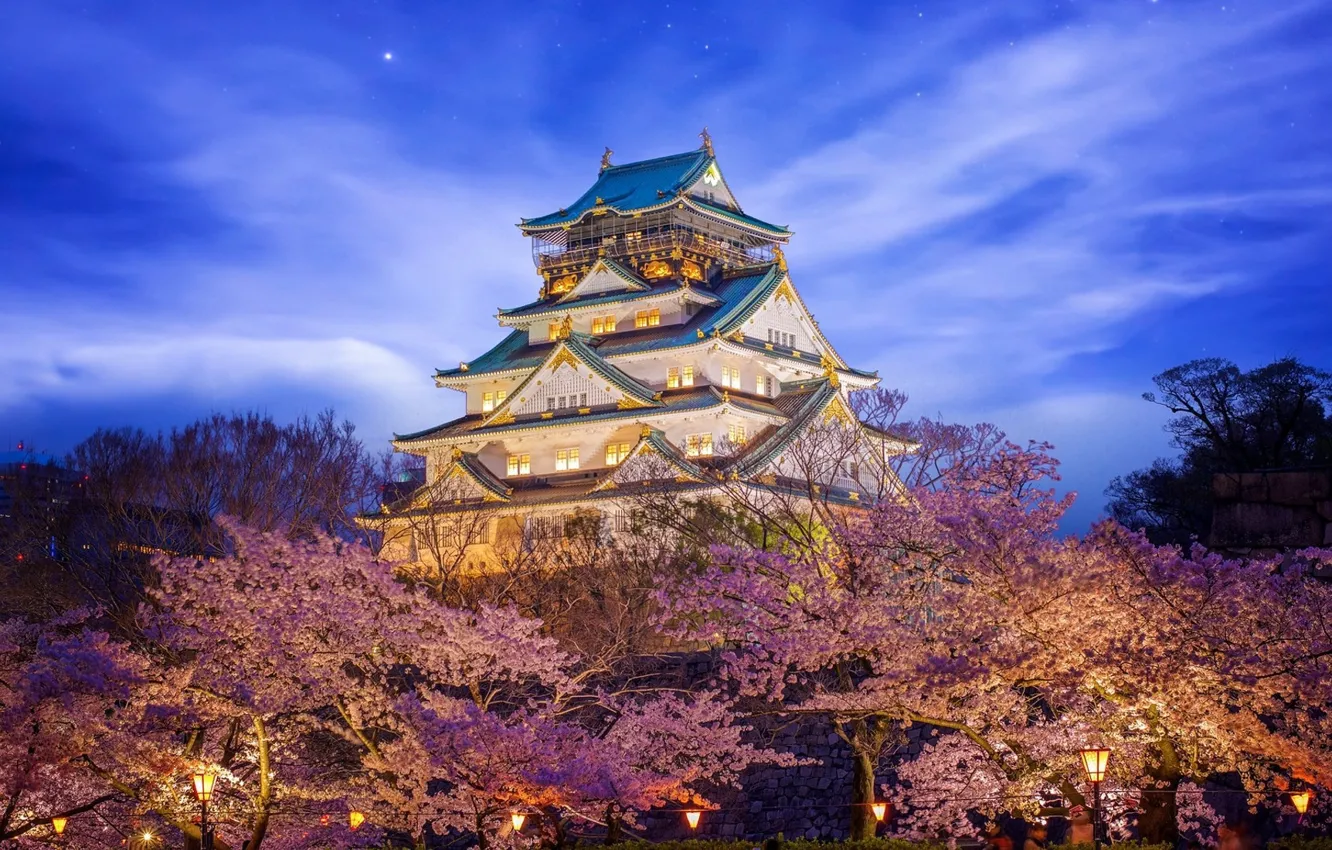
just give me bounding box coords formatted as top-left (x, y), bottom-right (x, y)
top-left (374, 134), bottom-right (908, 564)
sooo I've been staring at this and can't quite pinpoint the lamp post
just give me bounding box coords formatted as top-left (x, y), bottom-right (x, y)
top-left (1079, 747), bottom-right (1111, 850)
top-left (51, 817), bottom-right (68, 841)
top-left (872, 802), bottom-right (888, 833)
top-left (684, 810), bottom-right (702, 830)
top-left (1290, 790), bottom-right (1311, 826)
top-left (192, 768), bottom-right (217, 850)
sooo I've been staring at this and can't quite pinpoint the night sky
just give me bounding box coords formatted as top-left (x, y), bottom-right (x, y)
top-left (3, 1), bottom-right (1331, 530)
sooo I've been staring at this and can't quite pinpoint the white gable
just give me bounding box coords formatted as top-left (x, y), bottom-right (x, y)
top-left (509, 361), bottom-right (623, 416)
top-left (741, 282), bottom-right (817, 353)
top-left (557, 261), bottom-right (647, 302)
top-left (685, 160), bottom-right (740, 209)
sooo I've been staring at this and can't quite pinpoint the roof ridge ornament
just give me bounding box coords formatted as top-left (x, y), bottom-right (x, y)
top-left (600, 146), bottom-right (614, 172)
top-left (699, 127), bottom-right (714, 156)
top-left (821, 352), bottom-right (841, 389)
top-left (774, 245), bottom-right (788, 272)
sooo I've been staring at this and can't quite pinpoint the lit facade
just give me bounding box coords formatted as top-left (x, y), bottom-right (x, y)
top-left (375, 136), bottom-right (907, 562)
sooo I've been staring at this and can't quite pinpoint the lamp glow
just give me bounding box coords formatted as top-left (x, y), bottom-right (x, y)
top-left (52, 817), bottom-right (68, 835)
top-left (1079, 747), bottom-right (1111, 783)
top-left (685, 810), bottom-right (702, 829)
top-left (192, 769), bottom-right (217, 803)
top-left (512, 812), bottom-right (526, 831)
top-left (872, 802), bottom-right (888, 822)
top-left (349, 811), bottom-right (366, 831)
top-left (1291, 791), bottom-right (1311, 815)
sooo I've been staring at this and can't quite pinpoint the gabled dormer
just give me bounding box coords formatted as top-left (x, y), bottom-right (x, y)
top-left (481, 333), bottom-right (661, 427)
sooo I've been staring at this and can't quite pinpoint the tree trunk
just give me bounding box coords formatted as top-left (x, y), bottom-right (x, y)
top-left (1137, 742), bottom-right (1181, 845)
top-left (604, 804), bottom-right (624, 844)
top-left (476, 812), bottom-right (490, 850)
top-left (247, 716), bottom-right (273, 850)
top-left (850, 747), bottom-right (877, 840)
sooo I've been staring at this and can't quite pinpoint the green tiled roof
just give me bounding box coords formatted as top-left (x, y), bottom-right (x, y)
top-left (520, 150), bottom-right (790, 236)
top-left (451, 452), bottom-right (513, 500)
top-left (734, 379), bottom-right (842, 476)
top-left (497, 282), bottom-right (717, 321)
top-left (439, 267), bottom-right (779, 380)
top-left (522, 151), bottom-right (710, 229)
top-left (394, 387), bottom-right (723, 446)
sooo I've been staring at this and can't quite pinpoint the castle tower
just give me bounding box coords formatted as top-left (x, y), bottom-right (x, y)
top-left (373, 137), bottom-right (908, 564)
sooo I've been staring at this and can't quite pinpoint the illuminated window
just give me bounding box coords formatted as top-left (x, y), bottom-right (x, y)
top-left (721, 365), bottom-right (741, 389)
top-left (556, 448), bottom-right (580, 471)
top-left (506, 454), bottom-right (531, 476)
top-left (548, 323), bottom-right (561, 341)
top-left (668, 367), bottom-right (680, 389)
top-left (635, 308), bottom-right (661, 329)
top-left (686, 433), bottom-right (714, 458)
top-left (682, 365), bottom-right (694, 386)
top-left (756, 375), bottom-right (767, 395)
top-left (592, 315), bottom-right (618, 334)
top-left (497, 390), bottom-right (507, 406)
top-left (728, 424), bottom-right (747, 444)
top-left (482, 392), bottom-right (495, 412)
top-left (606, 442), bottom-right (632, 465)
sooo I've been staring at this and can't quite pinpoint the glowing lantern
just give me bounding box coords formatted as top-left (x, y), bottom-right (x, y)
top-left (685, 810), bottom-right (702, 830)
top-left (192, 769), bottom-right (217, 802)
top-left (52, 818), bottom-right (68, 835)
top-left (349, 811), bottom-right (366, 830)
top-left (1079, 748), bottom-right (1111, 783)
top-left (142, 831), bottom-right (155, 842)
top-left (1290, 791), bottom-right (1311, 815)
top-left (512, 812), bottom-right (527, 831)
top-left (872, 802), bottom-right (888, 822)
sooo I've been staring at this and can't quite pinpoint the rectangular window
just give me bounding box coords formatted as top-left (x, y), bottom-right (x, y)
top-left (592, 317), bottom-right (604, 334)
top-left (548, 323), bottom-right (561, 341)
top-left (728, 424), bottom-right (747, 444)
top-left (755, 375), bottom-right (766, 395)
top-left (635, 308), bottom-right (661, 329)
top-left (546, 397), bottom-right (555, 411)
top-left (483, 391), bottom-right (496, 412)
top-left (507, 454), bottom-right (531, 476)
top-left (558, 396), bottom-right (567, 409)
top-left (767, 329), bottom-right (773, 342)
top-left (682, 365), bottom-right (694, 386)
top-left (668, 367), bottom-right (680, 389)
top-left (603, 315), bottom-right (616, 333)
top-left (579, 392), bottom-right (587, 407)
top-left (555, 448), bottom-right (580, 471)
top-left (686, 433), bottom-right (714, 458)
top-left (606, 442), bottom-right (632, 465)
top-left (496, 390), bottom-right (507, 405)
top-left (722, 366), bottom-right (741, 389)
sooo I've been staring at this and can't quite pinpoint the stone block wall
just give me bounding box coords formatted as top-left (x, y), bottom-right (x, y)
top-left (1210, 468), bottom-right (1332, 553)
top-left (637, 714), bottom-right (931, 842)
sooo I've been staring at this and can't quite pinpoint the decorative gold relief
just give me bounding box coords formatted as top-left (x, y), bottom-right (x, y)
top-left (490, 409), bottom-right (515, 425)
top-left (560, 314), bottom-right (573, 338)
top-left (697, 329), bottom-right (705, 339)
top-left (617, 397), bottom-right (652, 410)
top-left (578, 407), bottom-right (591, 415)
top-left (823, 397), bottom-right (855, 426)
top-left (699, 126), bottom-right (714, 156)
top-left (550, 274), bottom-right (577, 294)
top-left (774, 280), bottom-right (797, 303)
top-left (642, 259), bottom-right (671, 279)
top-left (821, 353), bottom-right (841, 389)
top-left (600, 146), bottom-right (613, 171)
top-left (774, 245), bottom-right (788, 272)
top-left (459, 362), bottom-right (469, 371)
top-left (541, 411), bottom-right (554, 420)
top-left (640, 424), bottom-right (653, 438)
top-left (451, 447), bottom-right (464, 461)
top-left (550, 347), bottom-right (579, 371)
top-left (670, 246), bottom-right (684, 259)
top-left (680, 259), bottom-right (704, 281)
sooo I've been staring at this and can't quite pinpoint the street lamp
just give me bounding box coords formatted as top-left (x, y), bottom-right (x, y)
top-left (51, 817), bottom-right (68, 837)
top-left (1290, 790), bottom-right (1311, 821)
top-left (685, 810), bottom-right (702, 830)
top-left (192, 768), bottom-right (217, 850)
top-left (1079, 747), bottom-right (1111, 850)
top-left (349, 811), bottom-right (366, 831)
top-left (511, 812), bottom-right (527, 831)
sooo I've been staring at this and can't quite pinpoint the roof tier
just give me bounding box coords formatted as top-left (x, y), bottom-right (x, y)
top-left (519, 149), bottom-right (789, 237)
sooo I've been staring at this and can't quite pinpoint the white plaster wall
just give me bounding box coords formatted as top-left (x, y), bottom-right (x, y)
top-left (511, 363), bottom-right (619, 416)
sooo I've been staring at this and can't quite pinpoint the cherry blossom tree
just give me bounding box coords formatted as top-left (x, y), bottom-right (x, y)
top-left (658, 389), bottom-right (1332, 843)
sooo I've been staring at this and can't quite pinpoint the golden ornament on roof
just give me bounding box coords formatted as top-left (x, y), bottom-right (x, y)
top-left (641, 424), bottom-right (653, 438)
top-left (600, 146), bottom-right (613, 172)
top-left (699, 127), bottom-right (714, 156)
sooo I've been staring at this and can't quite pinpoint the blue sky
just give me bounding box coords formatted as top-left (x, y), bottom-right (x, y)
top-left (3, 0), bottom-right (1331, 529)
